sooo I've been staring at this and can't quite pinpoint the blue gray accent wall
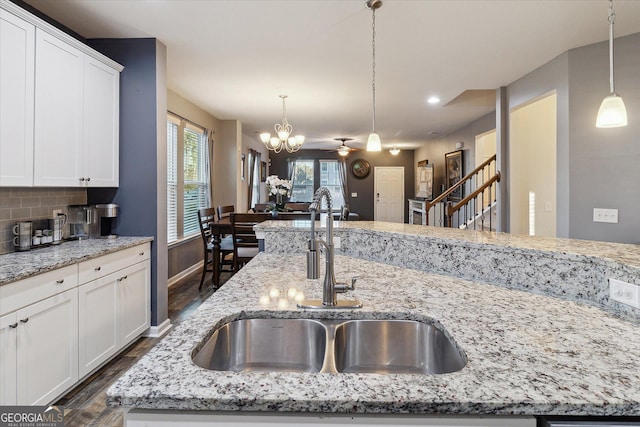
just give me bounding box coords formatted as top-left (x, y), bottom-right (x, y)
top-left (88, 38), bottom-right (168, 328)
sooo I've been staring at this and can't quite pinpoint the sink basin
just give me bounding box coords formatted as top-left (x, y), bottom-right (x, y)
top-left (192, 318), bottom-right (327, 372)
top-left (333, 319), bottom-right (467, 374)
top-left (193, 318), bottom-right (466, 375)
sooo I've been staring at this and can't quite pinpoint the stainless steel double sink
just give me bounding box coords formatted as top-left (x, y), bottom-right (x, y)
top-left (192, 318), bottom-right (467, 375)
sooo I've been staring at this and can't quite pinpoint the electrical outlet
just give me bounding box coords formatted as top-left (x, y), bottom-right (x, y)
top-left (53, 209), bottom-right (63, 216)
top-left (609, 278), bottom-right (639, 308)
top-left (593, 208), bottom-right (618, 223)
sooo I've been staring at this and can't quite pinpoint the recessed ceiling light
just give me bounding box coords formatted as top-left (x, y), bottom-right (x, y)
top-left (427, 96), bottom-right (440, 105)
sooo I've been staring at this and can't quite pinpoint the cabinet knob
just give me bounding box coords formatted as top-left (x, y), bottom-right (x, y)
top-left (56, 279), bottom-right (64, 284)
top-left (9, 323), bottom-right (18, 329)
top-left (20, 318), bottom-right (29, 324)
top-left (79, 177), bottom-right (85, 181)
top-left (95, 266), bottom-right (101, 271)
top-left (139, 252), bottom-right (144, 256)
top-left (86, 177), bottom-right (91, 182)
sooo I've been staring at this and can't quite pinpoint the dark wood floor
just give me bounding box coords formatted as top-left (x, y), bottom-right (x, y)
top-left (55, 270), bottom-right (232, 427)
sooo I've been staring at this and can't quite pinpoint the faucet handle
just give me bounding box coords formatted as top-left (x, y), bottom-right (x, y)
top-left (335, 277), bottom-right (357, 293)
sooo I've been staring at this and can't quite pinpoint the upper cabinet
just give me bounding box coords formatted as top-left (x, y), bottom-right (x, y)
top-left (0, 9), bottom-right (35, 186)
top-left (0, 0), bottom-right (123, 188)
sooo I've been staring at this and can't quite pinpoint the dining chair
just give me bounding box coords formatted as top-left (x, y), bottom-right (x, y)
top-left (253, 203), bottom-right (270, 212)
top-left (230, 212), bottom-right (271, 272)
top-left (284, 202), bottom-right (310, 212)
top-left (216, 205), bottom-right (234, 221)
top-left (198, 207), bottom-right (234, 290)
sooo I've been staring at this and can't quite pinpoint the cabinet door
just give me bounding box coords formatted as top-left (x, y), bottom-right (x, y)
top-left (78, 274), bottom-right (118, 378)
top-left (0, 312), bottom-right (18, 405)
top-left (16, 288), bottom-right (78, 405)
top-left (83, 56), bottom-right (119, 187)
top-left (33, 30), bottom-right (83, 187)
top-left (0, 10), bottom-right (35, 186)
top-left (119, 260), bottom-right (151, 345)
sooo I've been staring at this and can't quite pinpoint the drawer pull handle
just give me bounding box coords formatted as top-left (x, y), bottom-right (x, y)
top-left (20, 318), bottom-right (29, 324)
top-left (95, 266), bottom-right (102, 271)
top-left (118, 275), bottom-right (128, 282)
top-left (9, 323), bottom-right (18, 329)
top-left (56, 279), bottom-right (64, 284)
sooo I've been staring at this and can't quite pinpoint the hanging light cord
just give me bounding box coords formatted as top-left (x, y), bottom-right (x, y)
top-left (371, 6), bottom-right (377, 133)
top-left (608, 0), bottom-right (616, 95)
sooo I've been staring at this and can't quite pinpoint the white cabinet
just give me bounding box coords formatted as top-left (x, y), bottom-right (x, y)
top-left (33, 30), bottom-right (84, 187)
top-left (83, 56), bottom-right (120, 187)
top-left (0, 9), bottom-right (35, 186)
top-left (0, 242), bottom-right (150, 406)
top-left (119, 261), bottom-right (151, 344)
top-left (0, 1), bottom-right (122, 188)
top-left (16, 288), bottom-right (78, 405)
top-left (78, 274), bottom-right (119, 377)
top-left (0, 312), bottom-right (18, 405)
top-left (78, 257), bottom-right (150, 377)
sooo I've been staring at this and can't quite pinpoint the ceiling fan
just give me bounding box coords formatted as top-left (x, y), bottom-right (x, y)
top-left (333, 137), bottom-right (354, 157)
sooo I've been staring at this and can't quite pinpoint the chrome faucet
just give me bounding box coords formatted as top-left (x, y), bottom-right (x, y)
top-left (299, 187), bottom-right (362, 309)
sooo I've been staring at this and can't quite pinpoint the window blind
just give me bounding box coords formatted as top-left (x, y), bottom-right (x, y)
top-left (167, 120), bottom-right (179, 243)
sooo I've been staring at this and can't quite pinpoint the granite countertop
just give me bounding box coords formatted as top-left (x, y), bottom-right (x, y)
top-left (107, 251), bottom-right (640, 416)
top-left (257, 221), bottom-right (640, 268)
top-left (0, 237), bottom-right (154, 286)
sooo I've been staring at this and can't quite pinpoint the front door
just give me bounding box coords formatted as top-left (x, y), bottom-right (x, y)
top-left (374, 167), bottom-right (404, 223)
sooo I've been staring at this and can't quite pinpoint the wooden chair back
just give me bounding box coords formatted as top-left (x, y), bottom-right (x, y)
top-left (284, 202), bottom-right (310, 212)
top-left (230, 212), bottom-right (272, 270)
top-left (216, 205), bottom-right (235, 221)
top-left (253, 203), bottom-right (270, 212)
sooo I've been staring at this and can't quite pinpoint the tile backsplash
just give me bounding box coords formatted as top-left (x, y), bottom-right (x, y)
top-left (0, 188), bottom-right (87, 254)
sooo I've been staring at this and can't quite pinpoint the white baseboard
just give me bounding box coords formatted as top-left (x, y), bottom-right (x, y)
top-left (145, 319), bottom-right (172, 338)
top-left (168, 262), bottom-right (202, 288)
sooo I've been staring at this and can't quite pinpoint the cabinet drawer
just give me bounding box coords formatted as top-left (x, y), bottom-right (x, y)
top-left (78, 243), bottom-right (150, 284)
top-left (0, 264), bottom-right (78, 315)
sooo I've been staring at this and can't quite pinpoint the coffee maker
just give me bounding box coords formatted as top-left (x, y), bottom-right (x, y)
top-left (89, 204), bottom-right (119, 239)
top-left (66, 205), bottom-right (92, 240)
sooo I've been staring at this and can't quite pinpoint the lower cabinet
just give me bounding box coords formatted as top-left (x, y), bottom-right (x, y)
top-left (78, 259), bottom-right (150, 377)
top-left (16, 288), bottom-right (78, 405)
top-left (1, 289), bottom-right (78, 406)
top-left (0, 242), bottom-right (151, 406)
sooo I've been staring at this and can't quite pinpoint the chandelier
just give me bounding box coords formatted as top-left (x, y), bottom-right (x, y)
top-left (260, 95), bottom-right (305, 153)
top-left (366, 0), bottom-right (382, 151)
top-left (595, 0), bottom-right (627, 128)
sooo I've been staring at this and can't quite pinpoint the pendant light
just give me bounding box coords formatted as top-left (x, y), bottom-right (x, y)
top-left (366, 0), bottom-right (382, 151)
top-left (596, 0), bottom-right (627, 128)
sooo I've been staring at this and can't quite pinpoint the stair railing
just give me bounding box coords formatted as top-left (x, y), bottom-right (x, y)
top-left (425, 154), bottom-right (500, 230)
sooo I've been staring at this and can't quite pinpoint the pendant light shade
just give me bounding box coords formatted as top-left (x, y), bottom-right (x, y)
top-left (595, 0), bottom-right (627, 128)
top-left (367, 133), bottom-right (381, 152)
top-left (366, 0), bottom-right (383, 151)
top-left (596, 94), bottom-right (628, 128)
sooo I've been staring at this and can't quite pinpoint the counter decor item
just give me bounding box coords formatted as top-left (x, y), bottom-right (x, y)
top-left (266, 175), bottom-right (292, 212)
top-left (12, 221), bottom-right (32, 251)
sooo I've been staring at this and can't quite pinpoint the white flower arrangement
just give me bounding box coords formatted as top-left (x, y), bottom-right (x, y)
top-left (265, 175), bottom-right (292, 198)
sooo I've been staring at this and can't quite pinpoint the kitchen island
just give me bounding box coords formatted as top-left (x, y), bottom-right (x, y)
top-left (107, 222), bottom-right (640, 426)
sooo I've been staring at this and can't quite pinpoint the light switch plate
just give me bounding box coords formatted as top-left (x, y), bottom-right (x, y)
top-left (351, 193), bottom-right (358, 198)
top-left (593, 208), bottom-right (618, 223)
top-left (609, 278), bottom-right (639, 308)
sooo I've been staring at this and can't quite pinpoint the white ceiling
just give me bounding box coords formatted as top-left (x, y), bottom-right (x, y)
top-left (23, 0), bottom-right (640, 151)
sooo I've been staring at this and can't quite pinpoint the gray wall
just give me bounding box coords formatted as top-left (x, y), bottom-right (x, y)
top-left (567, 33), bottom-right (640, 244)
top-left (270, 149), bottom-right (415, 222)
top-left (507, 33), bottom-right (639, 244)
top-left (88, 38), bottom-right (169, 328)
top-left (414, 112), bottom-right (496, 199)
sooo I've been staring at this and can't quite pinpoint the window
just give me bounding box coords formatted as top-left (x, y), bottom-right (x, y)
top-left (167, 113), bottom-right (209, 244)
top-left (289, 159), bottom-right (315, 202)
top-left (319, 160), bottom-right (345, 209)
